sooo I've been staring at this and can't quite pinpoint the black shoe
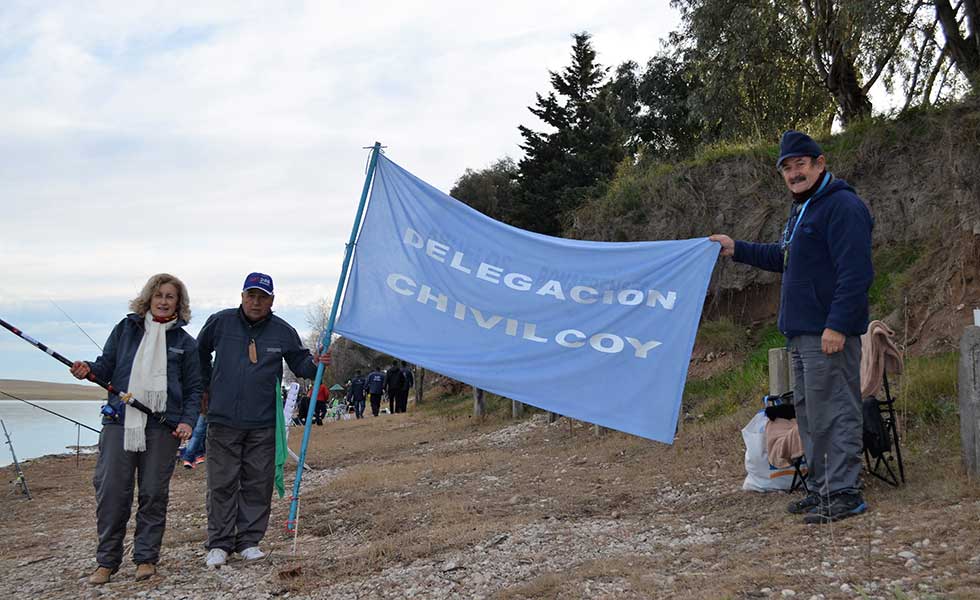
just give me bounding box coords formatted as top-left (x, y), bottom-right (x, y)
top-left (787, 492), bottom-right (821, 514)
top-left (803, 493), bottom-right (867, 524)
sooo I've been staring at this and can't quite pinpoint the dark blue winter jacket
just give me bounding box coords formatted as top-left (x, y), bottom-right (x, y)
top-left (197, 307), bottom-right (318, 429)
top-left (87, 313), bottom-right (202, 428)
top-left (347, 375), bottom-right (366, 401)
top-left (733, 175), bottom-right (874, 339)
top-left (366, 371), bottom-right (385, 395)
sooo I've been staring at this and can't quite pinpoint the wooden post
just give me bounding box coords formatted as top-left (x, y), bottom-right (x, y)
top-left (593, 423), bottom-right (606, 437)
top-left (768, 347), bottom-right (792, 396)
top-left (511, 400), bottom-right (524, 419)
top-left (415, 367), bottom-right (424, 405)
top-left (548, 412), bottom-right (559, 423)
top-left (473, 386), bottom-right (485, 417)
top-left (959, 325), bottom-right (980, 477)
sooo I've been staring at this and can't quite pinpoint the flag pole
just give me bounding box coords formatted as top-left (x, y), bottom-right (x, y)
top-left (286, 141), bottom-right (382, 531)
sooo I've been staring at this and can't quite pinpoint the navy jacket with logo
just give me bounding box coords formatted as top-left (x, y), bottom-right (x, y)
top-left (197, 307), bottom-right (318, 429)
top-left (366, 371), bottom-right (385, 395)
top-left (87, 313), bottom-right (202, 428)
top-left (733, 176), bottom-right (874, 339)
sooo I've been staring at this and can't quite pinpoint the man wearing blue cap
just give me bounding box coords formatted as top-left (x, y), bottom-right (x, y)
top-left (710, 131), bottom-right (874, 524)
top-left (197, 272), bottom-right (331, 566)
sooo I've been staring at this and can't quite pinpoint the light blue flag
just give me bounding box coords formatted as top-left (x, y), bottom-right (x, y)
top-left (334, 155), bottom-right (718, 443)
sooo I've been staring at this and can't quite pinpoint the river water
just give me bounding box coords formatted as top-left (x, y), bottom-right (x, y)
top-left (0, 400), bottom-right (103, 467)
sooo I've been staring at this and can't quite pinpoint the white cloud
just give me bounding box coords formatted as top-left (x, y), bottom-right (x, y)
top-left (0, 0), bottom-right (679, 383)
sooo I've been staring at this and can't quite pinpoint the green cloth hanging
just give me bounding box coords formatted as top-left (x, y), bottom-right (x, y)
top-left (274, 378), bottom-right (286, 498)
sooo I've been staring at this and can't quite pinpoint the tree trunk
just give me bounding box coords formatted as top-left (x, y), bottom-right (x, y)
top-left (805, 0), bottom-right (873, 126)
top-left (473, 387), bottom-right (485, 417)
top-left (827, 45), bottom-right (873, 126)
top-left (935, 0), bottom-right (980, 91)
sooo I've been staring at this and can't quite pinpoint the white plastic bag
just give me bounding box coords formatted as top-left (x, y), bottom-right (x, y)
top-left (741, 410), bottom-right (796, 492)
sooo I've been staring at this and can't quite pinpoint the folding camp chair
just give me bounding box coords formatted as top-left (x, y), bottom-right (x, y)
top-left (789, 455), bottom-right (808, 493)
top-left (863, 371), bottom-right (906, 486)
top-left (763, 392), bottom-right (808, 493)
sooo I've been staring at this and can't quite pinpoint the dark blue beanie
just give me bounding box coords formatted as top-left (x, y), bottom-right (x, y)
top-left (776, 130), bottom-right (823, 167)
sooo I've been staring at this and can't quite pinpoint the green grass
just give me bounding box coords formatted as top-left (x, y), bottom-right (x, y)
top-left (868, 243), bottom-right (921, 319)
top-left (685, 323), bottom-right (785, 420)
top-left (419, 390), bottom-right (525, 420)
top-left (898, 352), bottom-right (959, 427)
top-left (680, 139), bottom-right (771, 169)
top-left (695, 317), bottom-right (751, 354)
top-left (600, 160), bottom-right (680, 221)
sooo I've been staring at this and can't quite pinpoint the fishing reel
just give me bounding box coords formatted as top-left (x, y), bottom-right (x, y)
top-left (100, 403), bottom-right (121, 422)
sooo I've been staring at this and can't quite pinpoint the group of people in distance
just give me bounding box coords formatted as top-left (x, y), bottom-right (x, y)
top-left (297, 358), bottom-right (415, 424)
top-left (69, 127), bottom-right (874, 588)
top-left (347, 360), bottom-right (416, 418)
top-left (71, 272), bottom-right (331, 584)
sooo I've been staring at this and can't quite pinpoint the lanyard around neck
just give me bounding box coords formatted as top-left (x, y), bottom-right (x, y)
top-left (782, 172), bottom-right (830, 250)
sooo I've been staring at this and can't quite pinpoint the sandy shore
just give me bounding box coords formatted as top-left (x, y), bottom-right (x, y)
top-left (0, 379), bottom-right (106, 400)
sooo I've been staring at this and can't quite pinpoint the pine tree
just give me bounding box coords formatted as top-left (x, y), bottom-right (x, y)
top-left (514, 32), bottom-right (628, 236)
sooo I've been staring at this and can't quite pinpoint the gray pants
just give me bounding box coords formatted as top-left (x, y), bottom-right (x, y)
top-left (206, 423), bottom-right (276, 553)
top-left (788, 334), bottom-right (864, 496)
top-left (93, 424), bottom-right (179, 569)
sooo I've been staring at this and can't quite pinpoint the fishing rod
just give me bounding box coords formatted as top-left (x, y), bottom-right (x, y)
top-left (0, 317), bottom-right (176, 431)
top-left (0, 389), bottom-right (100, 434)
top-left (1, 419), bottom-right (31, 500)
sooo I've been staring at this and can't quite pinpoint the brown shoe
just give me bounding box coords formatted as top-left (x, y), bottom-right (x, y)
top-left (88, 566), bottom-right (115, 585)
top-left (135, 563), bottom-right (156, 581)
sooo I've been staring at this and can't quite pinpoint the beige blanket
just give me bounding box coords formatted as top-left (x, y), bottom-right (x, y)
top-left (765, 418), bottom-right (803, 468)
top-left (860, 320), bottom-right (903, 399)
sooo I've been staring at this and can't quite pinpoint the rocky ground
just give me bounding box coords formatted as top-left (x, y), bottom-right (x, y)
top-left (1, 407), bottom-right (978, 599)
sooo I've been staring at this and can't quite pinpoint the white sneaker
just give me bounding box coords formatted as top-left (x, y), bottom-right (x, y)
top-left (205, 548), bottom-right (228, 568)
top-left (239, 546), bottom-right (266, 561)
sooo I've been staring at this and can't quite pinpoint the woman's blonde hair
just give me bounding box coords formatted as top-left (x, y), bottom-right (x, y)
top-left (129, 273), bottom-right (192, 322)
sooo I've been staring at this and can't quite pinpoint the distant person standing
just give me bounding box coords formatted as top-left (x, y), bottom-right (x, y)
top-left (347, 370), bottom-right (367, 419)
top-left (710, 130), bottom-right (873, 524)
top-left (313, 383), bottom-right (328, 425)
top-left (297, 386), bottom-right (311, 425)
top-left (366, 366), bottom-right (386, 417)
top-left (197, 272), bottom-right (330, 568)
top-left (384, 362), bottom-right (404, 414)
top-left (396, 360), bottom-right (414, 413)
top-left (181, 395), bottom-right (208, 469)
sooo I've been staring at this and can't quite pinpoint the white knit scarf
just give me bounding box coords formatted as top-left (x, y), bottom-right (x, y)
top-left (124, 313), bottom-right (177, 452)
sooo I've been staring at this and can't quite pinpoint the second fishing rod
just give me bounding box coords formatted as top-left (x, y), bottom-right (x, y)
top-left (0, 317), bottom-right (176, 431)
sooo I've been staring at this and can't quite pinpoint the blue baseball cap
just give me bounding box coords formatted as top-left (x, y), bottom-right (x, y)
top-left (776, 130), bottom-right (823, 168)
top-left (242, 272), bottom-right (274, 296)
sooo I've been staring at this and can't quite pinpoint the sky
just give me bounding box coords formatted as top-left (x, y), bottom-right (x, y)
top-left (0, 1), bottom-right (680, 385)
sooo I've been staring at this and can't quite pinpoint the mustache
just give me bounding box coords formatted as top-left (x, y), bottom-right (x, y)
top-left (789, 175), bottom-right (808, 185)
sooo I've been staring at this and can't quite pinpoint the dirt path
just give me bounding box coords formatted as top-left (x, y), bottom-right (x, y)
top-left (2, 411), bottom-right (978, 599)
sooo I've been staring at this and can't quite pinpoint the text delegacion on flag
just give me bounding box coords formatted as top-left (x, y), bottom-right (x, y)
top-left (386, 226), bottom-right (676, 358)
top-left (334, 154), bottom-right (718, 443)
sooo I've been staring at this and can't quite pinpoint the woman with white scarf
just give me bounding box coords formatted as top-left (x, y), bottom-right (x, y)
top-left (70, 273), bottom-right (202, 585)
